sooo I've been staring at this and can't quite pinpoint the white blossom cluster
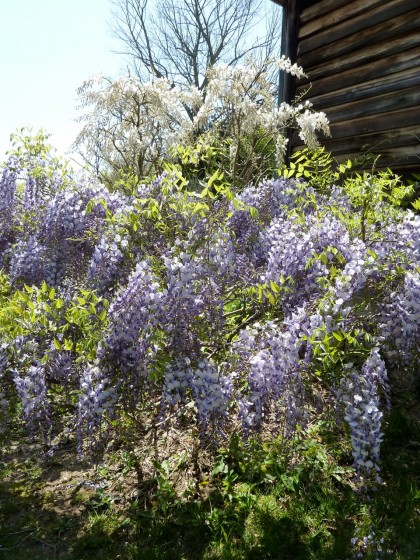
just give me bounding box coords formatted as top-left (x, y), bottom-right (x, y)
top-left (75, 75), bottom-right (200, 177)
top-left (75, 57), bottom-right (330, 178)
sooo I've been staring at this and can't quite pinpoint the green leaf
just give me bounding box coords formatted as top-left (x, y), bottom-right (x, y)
top-left (208, 169), bottom-right (223, 187)
top-left (411, 198), bottom-right (420, 211)
top-left (212, 462), bottom-right (228, 476)
top-left (249, 206), bottom-right (259, 219)
top-left (64, 339), bottom-right (73, 351)
top-left (270, 281), bottom-right (280, 294)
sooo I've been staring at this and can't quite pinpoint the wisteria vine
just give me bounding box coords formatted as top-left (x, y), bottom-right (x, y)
top-left (0, 127), bottom-right (419, 492)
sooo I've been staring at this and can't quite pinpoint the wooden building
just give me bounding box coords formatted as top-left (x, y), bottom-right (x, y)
top-left (274, 0), bottom-right (420, 173)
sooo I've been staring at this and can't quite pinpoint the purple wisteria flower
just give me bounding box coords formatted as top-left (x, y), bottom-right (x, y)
top-left (13, 363), bottom-right (50, 434)
top-left (0, 157), bottom-right (19, 263)
top-left (162, 246), bottom-right (225, 359)
top-left (235, 315), bottom-right (307, 436)
top-left (100, 260), bottom-right (164, 380)
top-left (379, 270), bottom-right (420, 364)
top-left (262, 212), bottom-right (355, 310)
top-left (87, 228), bottom-right (127, 296)
top-left (340, 348), bottom-right (388, 481)
top-left (46, 348), bottom-right (76, 384)
top-left (162, 356), bottom-right (234, 439)
top-left (77, 363), bottom-right (116, 449)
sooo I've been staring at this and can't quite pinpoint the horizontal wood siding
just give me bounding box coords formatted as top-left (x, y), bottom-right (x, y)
top-left (288, 0), bottom-right (420, 172)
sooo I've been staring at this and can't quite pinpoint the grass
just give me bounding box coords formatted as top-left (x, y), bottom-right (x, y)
top-left (0, 388), bottom-right (419, 560)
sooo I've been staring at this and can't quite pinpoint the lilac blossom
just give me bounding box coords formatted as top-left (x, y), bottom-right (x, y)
top-left (9, 179), bottom-right (125, 287)
top-left (0, 157), bottom-right (19, 262)
top-left (350, 526), bottom-right (385, 560)
top-left (162, 357), bottom-right (194, 408)
top-left (162, 247), bottom-right (224, 359)
top-left (228, 178), bottom-right (317, 267)
top-left (237, 177), bottom-right (316, 224)
top-left (22, 161), bottom-right (63, 213)
top-left (367, 211), bottom-right (420, 275)
top-left (190, 358), bottom-right (234, 436)
top-left (9, 236), bottom-right (48, 286)
top-left (162, 356), bottom-right (234, 438)
top-left (46, 349), bottom-right (76, 385)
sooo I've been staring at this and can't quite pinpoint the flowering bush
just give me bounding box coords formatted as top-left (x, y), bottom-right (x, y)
top-left (0, 62), bottom-right (418, 504)
top-left (75, 57), bottom-right (329, 187)
top-left (1, 137), bottom-right (418, 491)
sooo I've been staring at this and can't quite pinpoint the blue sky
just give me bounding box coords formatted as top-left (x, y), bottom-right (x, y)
top-left (0, 0), bottom-right (123, 163)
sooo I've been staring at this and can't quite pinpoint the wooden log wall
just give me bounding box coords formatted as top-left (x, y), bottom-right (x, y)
top-left (277, 0), bottom-right (420, 173)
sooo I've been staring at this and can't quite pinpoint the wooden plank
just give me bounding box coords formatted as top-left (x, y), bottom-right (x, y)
top-left (320, 126), bottom-right (420, 154)
top-left (291, 106), bottom-right (420, 148)
top-left (333, 149), bottom-right (420, 168)
top-left (322, 150), bottom-right (420, 169)
top-left (300, 13), bottom-right (420, 70)
top-left (327, 106), bottom-right (420, 140)
top-left (305, 67), bottom-right (420, 109)
top-left (296, 46), bottom-right (420, 97)
top-left (317, 86), bottom-right (420, 124)
top-left (332, 153), bottom-right (420, 170)
top-left (292, 146), bottom-right (420, 175)
top-left (300, 0), bottom-right (372, 24)
top-left (299, 0), bottom-right (419, 54)
top-left (290, 144), bottom-right (420, 173)
top-left (289, 138), bottom-right (420, 171)
top-left (300, 32), bottom-right (420, 84)
top-left (319, 146), bottom-right (420, 162)
top-left (292, 123), bottom-right (420, 148)
top-left (300, 0), bottom-right (386, 38)
top-left (282, 0), bottom-right (420, 174)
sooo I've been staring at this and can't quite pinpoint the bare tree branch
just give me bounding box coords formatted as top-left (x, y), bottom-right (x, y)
top-left (111, 0), bottom-right (282, 90)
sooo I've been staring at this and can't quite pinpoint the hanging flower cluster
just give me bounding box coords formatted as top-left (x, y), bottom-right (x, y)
top-left (14, 363), bottom-right (49, 434)
top-left (340, 348), bottom-right (389, 480)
